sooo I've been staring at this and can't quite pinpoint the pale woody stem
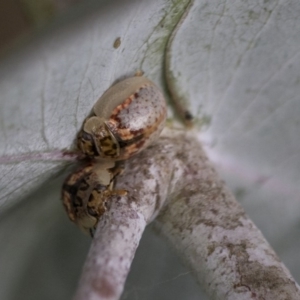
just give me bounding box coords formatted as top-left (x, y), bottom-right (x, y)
top-left (74, 129), bottom-right (300, 300)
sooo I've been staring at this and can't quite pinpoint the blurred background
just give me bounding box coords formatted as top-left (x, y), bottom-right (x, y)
top-left (0, 0), bottom-right (81, 52)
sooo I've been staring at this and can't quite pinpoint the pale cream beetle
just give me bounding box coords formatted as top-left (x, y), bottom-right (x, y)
top-left (77, 76), bottom-right (167, 160)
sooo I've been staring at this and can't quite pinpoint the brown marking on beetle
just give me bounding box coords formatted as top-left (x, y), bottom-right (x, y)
top-left (116, 128), bottom-right (144, 138)
top-left (109, 83), bottom-right (164, 132)
top-left (134, 139), bottom-right (146, 151)
top-left (109, 112), bottom-right (162, 139)
top-left (76, 76), bottom-right (166, 160)
top-left (87, 190), bottom-right (106, 217)
top-left (62, 192), bottom-right (76, 221)
top-left (62, 166), bottom-right (94, 222)
top-left (104, 104), bottom-right (166, 160)
top-left (110, 94), bottom-right (135, 119)
top-left (77, 131), bottom-right (99, 157)
top-left (118, 134), bottom-right (145, 148)
top-left (120, 143), bottom-right (142, 159)
top-left (98, 135), bottom-right (118, 158)
top-left (109, 83), bottom-right (152, 123)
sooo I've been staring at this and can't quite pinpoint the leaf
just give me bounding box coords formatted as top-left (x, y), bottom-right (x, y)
top-left (1, 0), bottom-right (300, 299)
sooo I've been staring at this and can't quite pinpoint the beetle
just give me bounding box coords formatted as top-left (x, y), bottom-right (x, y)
top-left (62, 160), bottom-right (126, 236)
top-left (77, 76), bottom-right (167, 160)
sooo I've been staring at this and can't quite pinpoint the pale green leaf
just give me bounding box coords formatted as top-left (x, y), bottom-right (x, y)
top-left (1, 0), bottom-right (300, 299)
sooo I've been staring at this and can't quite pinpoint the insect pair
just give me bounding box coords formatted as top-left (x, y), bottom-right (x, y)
top-left (62, 76), bottom-right (167, 235)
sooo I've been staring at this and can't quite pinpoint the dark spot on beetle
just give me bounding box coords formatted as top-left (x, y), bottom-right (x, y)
top-left (104, 149), bottom-right (116, 156)
top-left (118, 134), bottom-right (144, 148)
top-left (63, 184), bottom-right (77, 196)
top-left (79, 180), bottom-right (89, 191)
top-left (73, 196), bottom-right (83, 207)
top-left (101, 141), bottom-right (110, 147)
top-left (87, 206), bottom-right (98, 217)
top-left (103, 136), bottom-right (111, 142)
top-left (81, 131), bottom-right (93, 141)
top-left (130, 128), bottom-right (144, 136)
top-left (88, 193), bottom-right (95, 202)
top-left (96, 184), bottom-right (107, 191)
top-left (135, 139), bottom-right (145, 149)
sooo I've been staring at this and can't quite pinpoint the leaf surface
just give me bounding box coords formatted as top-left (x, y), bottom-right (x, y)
top-left (1, 0), bottom-right (300, 299)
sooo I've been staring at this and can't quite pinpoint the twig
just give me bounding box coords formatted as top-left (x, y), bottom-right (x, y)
top-left (155, 131), bottom-right (300, 299)
top-left (73, 131), bottom-right (174, 300)
top-left (74, 129), bottom-right (300, 300)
